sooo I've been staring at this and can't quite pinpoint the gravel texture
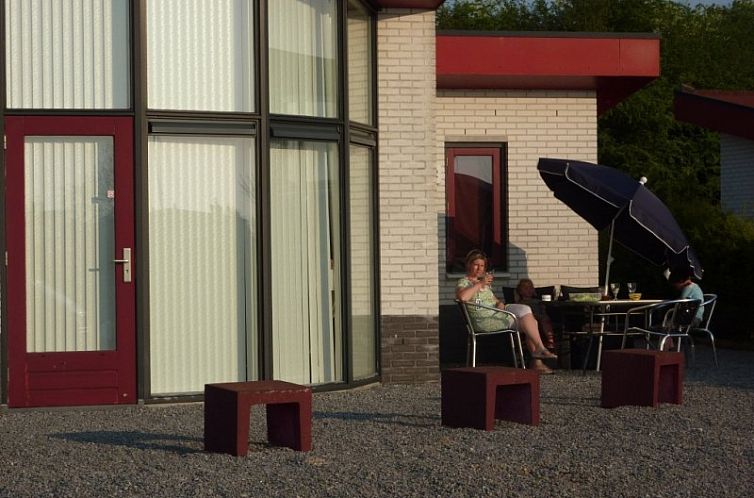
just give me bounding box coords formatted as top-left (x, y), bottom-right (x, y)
top-left (1, 347), bottom-right (752, 497)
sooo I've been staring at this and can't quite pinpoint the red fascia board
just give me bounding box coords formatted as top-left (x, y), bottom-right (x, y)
top-left (375, 0), bottom-right (445, 8)
top-left (437, 35), bottom-right (659, 79)
top-left (436, 34), bottom-right (659, 114)
top-left (689, 90), bottom-right (754, 108)
top-left (674, 91), bottom-right (754, 141)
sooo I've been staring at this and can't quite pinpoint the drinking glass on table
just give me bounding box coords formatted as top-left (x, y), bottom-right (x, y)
top-left (627, 282), bottom-right (637, 294)
top-left (609, 282), bottom-right (620, 300)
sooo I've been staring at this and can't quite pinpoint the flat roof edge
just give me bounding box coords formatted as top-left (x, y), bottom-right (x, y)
top-left (438, 30), bottom-right (661, 40)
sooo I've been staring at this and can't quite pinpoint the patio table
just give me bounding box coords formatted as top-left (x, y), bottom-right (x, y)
top-left (545, 299), bottom-right (662, 372)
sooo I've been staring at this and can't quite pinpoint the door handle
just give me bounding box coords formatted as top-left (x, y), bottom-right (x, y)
top-left (113, 248), bottom-right (132, 283)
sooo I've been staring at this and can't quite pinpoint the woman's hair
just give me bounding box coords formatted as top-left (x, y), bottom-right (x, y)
top-left (516, 278), bottom-right (534, 294)
top-left (464, 249), bottom-right (488, 270)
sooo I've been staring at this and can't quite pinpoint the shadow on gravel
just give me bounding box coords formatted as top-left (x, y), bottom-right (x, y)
top-left (314, 411), bottom-right (439, 428)
top-left (49, 430), bottom-right (202, 455)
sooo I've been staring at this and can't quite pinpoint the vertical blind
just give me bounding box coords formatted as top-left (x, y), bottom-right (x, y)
top-left (269, 0), bottom-right (337, 117)
top-left (25, 137), bottom-right (116, 352)
top-left (148, 136), bottom-right (257, 395)
top-left (270, 140), bottom-right (342, 385)
top-left (5, 0), bottom-right (130, 109)
top-left (349, 145), bottom-right (376, 379)
top-left (147, 0), bottom-right (255, 112)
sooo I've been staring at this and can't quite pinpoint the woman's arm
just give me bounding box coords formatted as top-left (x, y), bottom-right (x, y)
top-left (456, 279), bottom-right (483, 302)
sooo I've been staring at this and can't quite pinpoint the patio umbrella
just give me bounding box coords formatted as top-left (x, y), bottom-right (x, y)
top-left (537, 158), bottom-right (703, 291)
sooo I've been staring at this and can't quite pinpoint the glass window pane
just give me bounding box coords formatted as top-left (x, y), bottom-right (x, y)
top-left (5, 0), bottom-right (130, 109)
top-left (347, 1), bottom-right (373, 125)
top-left (269, 0), bottom-right (338, 118)
top-left (349, 145), bottom-right (376, 379)
top-left (147, 0), bottom-right (255, 112)
top-left (148, 136), bottom-right (257, 395)
top-left (270, 139), bottom-right (342, 384)
top-left (25, 137), bottom-right (116, 352)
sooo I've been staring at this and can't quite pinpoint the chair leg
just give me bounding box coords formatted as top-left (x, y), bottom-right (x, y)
top-left (703, 329), bottom-right (719, 367)
top-left (507, 334), bottom-right (517, 368)
top-left (595, 335), bottom-right (604, 372)
top-left (471, 336), bottom-right (477, 367)
top-left (516, 333), bottom-right (526, 369)
top-left (690, 329), bottom-right (719, 367)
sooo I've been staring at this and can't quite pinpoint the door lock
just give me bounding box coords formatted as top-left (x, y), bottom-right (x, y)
top-left (113, 248), bottom-right (132, 283)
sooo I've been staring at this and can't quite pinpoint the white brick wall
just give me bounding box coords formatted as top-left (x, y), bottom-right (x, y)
top-left (378, 9), bottom-right (439, 316)
top-left (720, 133), bottom-right (754, 220)
top-left (436, 90), bottom-right (600, 304)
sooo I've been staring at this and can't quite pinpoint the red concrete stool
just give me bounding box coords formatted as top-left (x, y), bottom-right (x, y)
top-left (204, 380), bottom-right (312, 456)
top-left (601, 349), bottom-right (684, 408)
top-left (441, 367), bottom-right (540, 430)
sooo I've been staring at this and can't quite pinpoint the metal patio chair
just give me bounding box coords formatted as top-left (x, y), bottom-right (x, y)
top-left (621, 298), bottom-right (702, 355)
top-left (456, 299), bottom-right (526, 368)
top-left (688, 293), bottom-right (719, 366)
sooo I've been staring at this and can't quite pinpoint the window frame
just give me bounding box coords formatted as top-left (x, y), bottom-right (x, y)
top-left (445, 144), bottom-right (508, 273)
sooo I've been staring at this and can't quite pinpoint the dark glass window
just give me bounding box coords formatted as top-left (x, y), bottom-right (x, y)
top-left (446, 146), bottom-right (507, 273)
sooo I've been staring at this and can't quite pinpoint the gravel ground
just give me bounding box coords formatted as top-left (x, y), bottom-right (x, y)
top-left (1, 347), bottom-right (752, 498)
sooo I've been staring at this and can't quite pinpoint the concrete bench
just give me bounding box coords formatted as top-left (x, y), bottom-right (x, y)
top-left (601, 349), bottom-right (684, 408)
top-left (441, 367), bottom-right (540, 430)
top-left (204, 380), bottom-right (312, 456)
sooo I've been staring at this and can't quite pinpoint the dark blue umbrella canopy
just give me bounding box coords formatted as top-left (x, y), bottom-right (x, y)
top-left (537, 157), bottom-right (703, 279)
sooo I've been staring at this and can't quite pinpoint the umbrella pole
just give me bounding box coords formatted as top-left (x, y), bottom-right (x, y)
top-left (603, 219), bottom-right (616, 295)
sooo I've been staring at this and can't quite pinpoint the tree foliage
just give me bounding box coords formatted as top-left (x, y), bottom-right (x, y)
top-left (438, 0), bottom-right (754, 338)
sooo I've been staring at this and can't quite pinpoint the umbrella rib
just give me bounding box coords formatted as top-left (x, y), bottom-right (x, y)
top-left (541, 166), bottom-right (623, 210)
top-left (626, 199), bottom-right (690, 256)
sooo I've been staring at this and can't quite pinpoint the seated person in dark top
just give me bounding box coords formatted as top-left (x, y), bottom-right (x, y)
top-left (516, 278), bottom-right (556, 351)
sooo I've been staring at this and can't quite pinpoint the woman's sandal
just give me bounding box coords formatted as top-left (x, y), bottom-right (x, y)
top-left (531, 349), bottom-right (557, 359)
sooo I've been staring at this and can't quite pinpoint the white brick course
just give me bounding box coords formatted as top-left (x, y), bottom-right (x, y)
top-left (436, 90), bottom-right (600, 304)
top-left (378, 9), bottom-right (439, 315)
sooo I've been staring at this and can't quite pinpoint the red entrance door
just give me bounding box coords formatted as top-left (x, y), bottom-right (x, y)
top-left (5, 116), bottom-right (136, 407)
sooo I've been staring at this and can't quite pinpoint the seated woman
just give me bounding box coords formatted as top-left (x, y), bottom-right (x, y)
top-left (516, 278), bottom-right (557, 352)
top-left (456, 249), bottom-right (557, 374)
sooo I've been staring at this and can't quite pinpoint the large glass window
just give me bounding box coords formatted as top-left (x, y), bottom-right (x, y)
top-left (5, 0), bottom-right (130, 109)
top-left (446, 146), bottom-right (507, 273)
top-left (347, 0), bottom-right (373, 125)
top-left (148, 136), bottom-right (257, 395)
top-left (268, 0), bottom-right (338, 118)
top-left (147, 0), bottom-right (255, 112)
top-left (349, 145), bottom-right (376, 379)
top-left (270, 140), bottom-right (342, 385)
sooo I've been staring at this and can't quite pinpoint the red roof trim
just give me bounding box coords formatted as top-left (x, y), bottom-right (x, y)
top-left (674, 89), bottom-right (754, 141)
top-left (436, 34), bottom-right (660, 115)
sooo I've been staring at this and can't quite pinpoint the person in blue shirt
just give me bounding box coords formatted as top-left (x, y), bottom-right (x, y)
top-left (668, 267), bottom-right (704, 327)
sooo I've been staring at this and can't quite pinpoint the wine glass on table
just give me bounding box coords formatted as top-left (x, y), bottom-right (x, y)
top-left (609, 282), bottom-right (620, 300)
top-left (627, 282), bottom-right (637, 296)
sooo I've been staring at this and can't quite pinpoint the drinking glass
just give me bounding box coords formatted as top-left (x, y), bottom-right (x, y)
top-left (609, 282), bottom-right (620, 300)
top-left (627, 282), bottom-right (637, 294)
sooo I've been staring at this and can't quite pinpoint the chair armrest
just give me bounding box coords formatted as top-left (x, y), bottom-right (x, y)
top-left (456, 299), bottom-right (519, 330)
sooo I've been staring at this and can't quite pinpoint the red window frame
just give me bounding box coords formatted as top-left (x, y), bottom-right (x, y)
top-left (445, 146), bottom-right (507, 273)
